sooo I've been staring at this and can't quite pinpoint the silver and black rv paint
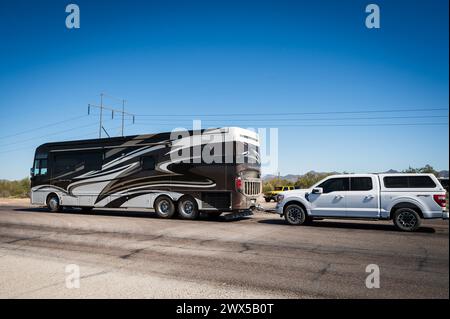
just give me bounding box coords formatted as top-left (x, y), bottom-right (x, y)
top-left (30, 127), bottom-right (261, 219)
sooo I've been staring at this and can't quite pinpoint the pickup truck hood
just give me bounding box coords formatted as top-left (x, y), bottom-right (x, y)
top-left (280, 189), bottom-right (310, 198)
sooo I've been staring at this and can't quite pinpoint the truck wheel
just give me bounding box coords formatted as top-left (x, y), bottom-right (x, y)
top-left (265, 198), bottom-right (271, 202)
top-left (284, 204), bottom-right (307, 225)
top-left (393, 208), bottom-right (421, 232)
top-left (178, 196), bottom-right (199, 220)
top-left (154, 196), bottom-right (176, 219)
top-left (47, 194), bottom-right (61, 212)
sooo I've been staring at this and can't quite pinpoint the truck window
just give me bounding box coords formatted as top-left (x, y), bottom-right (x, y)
top-left (274, 187), bottom-right (282, 191)
top-left (318, 178), bottom-right (349, 193)
top-left (384, 176), bottom-right (436, 188)
top-left (383, 176), bottom-right (408, 188)
top-left (350, 177), bottom-right (372, 191)
top-left (408, 176), bottom-right (436, 188)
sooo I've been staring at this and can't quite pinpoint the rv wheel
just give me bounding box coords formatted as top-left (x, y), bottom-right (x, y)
top-left (154, 196), bottom-right (176, 219)
top-left (178, 196), bottom-right (199, 220)
top-left (47, 194), bottom-right (61, 212)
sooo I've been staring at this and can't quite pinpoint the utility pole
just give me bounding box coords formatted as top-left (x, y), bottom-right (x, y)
top-left (99, 93), bottom-right (104, 138)
top-left (88, 93), bottom-right (135, 139)
top-left (121, 99), bottom-right (125, 137)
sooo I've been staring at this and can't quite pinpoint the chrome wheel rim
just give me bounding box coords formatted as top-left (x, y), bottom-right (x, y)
top-left (158, 200), bottom-right (170, 214)
top-left (287, 206), bottom-right (303, 224)
top-left (398, 211), bottom-right (417, 229)
top-left (49, 197), bottom-right (58, 210)
top-left (182, 201), bottom-right (194, 215)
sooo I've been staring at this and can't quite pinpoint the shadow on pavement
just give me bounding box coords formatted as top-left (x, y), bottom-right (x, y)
top-left (13, 207), bottom-right (251, 223)
top-left (257, 218), bottom-right (436, 233)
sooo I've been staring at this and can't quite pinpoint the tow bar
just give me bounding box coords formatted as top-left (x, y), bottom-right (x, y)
top-left (254, 204), bottom-right (277, 214)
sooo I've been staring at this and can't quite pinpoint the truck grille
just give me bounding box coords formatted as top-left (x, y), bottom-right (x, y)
top-left (244, 180), bottom-right (261, 196)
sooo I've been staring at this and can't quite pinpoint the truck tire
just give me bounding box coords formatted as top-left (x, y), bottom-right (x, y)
top-left (178, 196), bottom-right (199, 220)
top-left (265, 198), bottom-right (271, 202)
top-left (154, 196), bottom-right (176, 219)
top-left (47, 194), bottom-right (61, 212)
top-left (393, 208), bottom-right (421, 232)
top-left (284, 204), bottom-right (308, 225)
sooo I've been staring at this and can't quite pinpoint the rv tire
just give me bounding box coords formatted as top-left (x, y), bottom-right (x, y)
top-left (178, 196), bottom-right (199, 220)
top-left (154, 196), bottom-right (176, 219)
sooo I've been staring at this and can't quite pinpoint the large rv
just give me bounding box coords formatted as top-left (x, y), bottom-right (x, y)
top-left (30, 127), bottom-right (262, 219)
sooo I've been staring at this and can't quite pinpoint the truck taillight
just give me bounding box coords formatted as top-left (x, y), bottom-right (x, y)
top-left (433, 194), bottom-right (447, 208)
top-left (235, 177), bottom-right (243, 192)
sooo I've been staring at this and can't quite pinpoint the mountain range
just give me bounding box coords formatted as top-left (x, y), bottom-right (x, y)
top-left (263, 169), bottom-right (449, 182)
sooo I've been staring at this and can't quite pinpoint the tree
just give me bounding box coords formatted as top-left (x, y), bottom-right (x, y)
top-left (294, 172), bottom-right (333, 189)
top-left (402, 165), bottom-right (438, 176)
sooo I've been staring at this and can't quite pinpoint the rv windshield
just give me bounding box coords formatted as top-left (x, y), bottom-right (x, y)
top-left (33, 153), bottom-right (48, 176)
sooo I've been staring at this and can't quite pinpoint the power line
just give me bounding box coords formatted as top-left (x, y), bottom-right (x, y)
top-left (0, 123), bottom-right (132, 155)
top-left (0, 114), bottom-right (89, 140)
top-left (133, 114), bottom-right (448, 123)
top-left (0, 130), bottom-right (99, 155)
top-left (133, 122), bottom-right (448, 128)
top-left (0, 122), bottom-right (100, 148)
top-left (133, 107), bottom-right (449, 117)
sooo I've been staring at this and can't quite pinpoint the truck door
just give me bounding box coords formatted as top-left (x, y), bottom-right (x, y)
top-left (308, 177), bottom-right (348, 217)
top-left (346, 176), bottom-right (379, 218)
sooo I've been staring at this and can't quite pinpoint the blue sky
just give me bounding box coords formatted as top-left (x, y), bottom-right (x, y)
top-left (0, 0), bottom-right (448, 179)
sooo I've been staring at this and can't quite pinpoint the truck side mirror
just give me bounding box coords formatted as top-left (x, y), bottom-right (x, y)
top-left (312, 187), bottom-right (323, 194)
top-left (30, 168), bottom-right (35, 177)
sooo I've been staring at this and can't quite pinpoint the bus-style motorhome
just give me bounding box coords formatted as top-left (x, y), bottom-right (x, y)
top-left (30, 127), bottom-right (261, 219)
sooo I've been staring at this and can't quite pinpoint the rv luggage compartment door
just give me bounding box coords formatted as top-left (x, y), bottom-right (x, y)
top-left (201, 192), bottom-right (231, 210)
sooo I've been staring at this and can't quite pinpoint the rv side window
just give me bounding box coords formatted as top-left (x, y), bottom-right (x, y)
top-left (53, 151), bottom-right (102, 175)
top-left (142, 156), bottom-right (155, 170)
top-left (83, 152), bottom-right (103, 171)
top-left (54, 154), bottom-right (84, 175)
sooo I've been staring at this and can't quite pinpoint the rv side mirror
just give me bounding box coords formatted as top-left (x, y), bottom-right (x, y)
top-left (312, 187), bottom-right (323, 194)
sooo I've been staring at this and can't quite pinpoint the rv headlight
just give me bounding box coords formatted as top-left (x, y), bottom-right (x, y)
top-left (277, 194), bottom-right (284, 202)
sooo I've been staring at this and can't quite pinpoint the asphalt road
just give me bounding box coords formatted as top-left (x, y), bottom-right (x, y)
top-left (0, 200), bottom-right (448, 298)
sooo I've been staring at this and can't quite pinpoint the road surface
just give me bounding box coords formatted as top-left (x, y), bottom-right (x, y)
top-left (0, 199), bottom-right (448, 298)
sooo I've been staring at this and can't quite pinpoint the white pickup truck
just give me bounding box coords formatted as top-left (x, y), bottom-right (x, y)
top-left (275, 173), bottom-right (448, 231)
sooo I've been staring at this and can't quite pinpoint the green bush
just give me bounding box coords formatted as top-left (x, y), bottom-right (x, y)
top-left (0, 178), bottom-right (30, 198)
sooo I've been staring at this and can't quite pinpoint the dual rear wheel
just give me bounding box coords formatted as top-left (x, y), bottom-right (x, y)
top-left (154, 196), bottom-right (199, 220)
